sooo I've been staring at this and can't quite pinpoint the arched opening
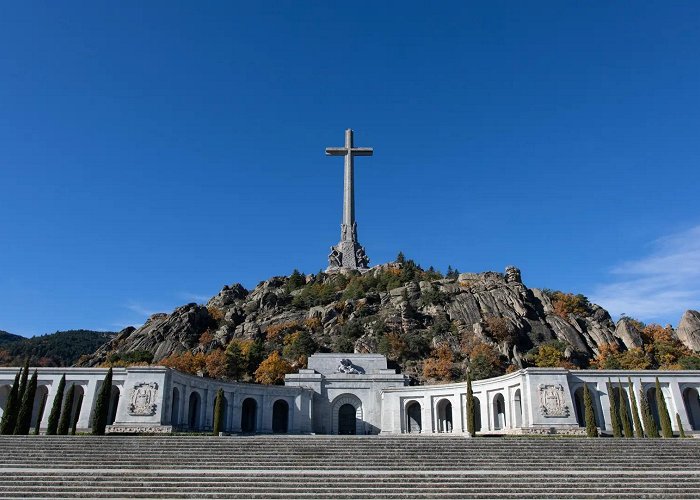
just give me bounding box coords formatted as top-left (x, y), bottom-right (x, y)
top-left (647, 387), bottom-right (661, 429)
top-left (683, 387), bottom-right (700, 431)
top-left (513, 389), bottom-right (523, 428)
top-left (71, 386), bottom-right (84, 433)
top-left (272, 400), bottom-right (289, 433)
top-left (338, 404), bottom-right (356, 435)
top-left (573, 387), bottom-right (585, 427)
top-left (188, 391), bottom-right (201, 430)
top-left (31, 385), bottom-right (49, 432)
top-left (493, 393), bottom-right (506, 430)
top-left (171, 388), bottom-right (180, 426)
top-left (107, 386), bottom-right (120, 426)
top-left (241, 398), bottom-right (257, 433)
top-left (436, 399), bottom-right (452, 433)
top-left (0, 385), bottom-right (10, 420)
top-left (406, 401), bottom-right (422, 434)
top-left (473, 397), bottom-right (482, 432)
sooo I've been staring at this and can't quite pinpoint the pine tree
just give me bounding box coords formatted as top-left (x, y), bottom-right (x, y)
top-left (91, 368), bottom-right (113, 435)
top-left (583, 383), bottom-right (598, 437)
top-left (33, 393), bottom-right (47, 435)
top-left (15, 370), bottom-right (38, 434)
top-left (57, 384), bottom-right (75, 435)
top-left (627, 377), bottom-right (644, 438)
top-left (212, 388), bottom-right (225, 435)
top-left (46, 375), bottom-right (65, 435)
top-left (676, 413), bottom-right (686, 438)
top-left (639, 381), bottom-right (659, 438)
top-left (655, 377), bottom-right (673, 438)
top-left (617, 379), bottom-right (632, 438)
top-left (607, 379), bottom-right (622, 437)
top-left (466, 372), bottom-right (475, 437)
top-left (0, 371), bottom-right (21, 435)
top-left (71, 394), bottom-right (81, 435)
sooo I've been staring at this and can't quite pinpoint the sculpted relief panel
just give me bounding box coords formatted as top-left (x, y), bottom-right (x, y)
top-left (538, 383), bottom-right (570, 418)
top-left (128, 382), bottom-right (159, 416)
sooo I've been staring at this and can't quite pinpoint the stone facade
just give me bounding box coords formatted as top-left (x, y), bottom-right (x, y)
top-left (1, 354), bottom-right (699, 435)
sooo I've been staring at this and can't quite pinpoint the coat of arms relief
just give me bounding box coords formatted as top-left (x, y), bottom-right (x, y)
top-left (128, 382), bottom-right (159, 416)
top-left (538, 383), bottom-right (570, 417)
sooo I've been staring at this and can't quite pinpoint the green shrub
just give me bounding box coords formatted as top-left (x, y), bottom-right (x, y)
top-left (57, 384), bottom-right (75, 435)
top-left (627, 377), bottom-right (644, 438)
top-left (617, 379), bottom-right (632, 438)
top-left (212, 388), bottom-right (225, 435)
top-left (607, 379), bottom-right (622, 437)
top-left (676, 413), bottom-right (686, 438)
top-left (46, 375), bottom-right (65, 435)
top-left (466, 373), bottom-right (475, 436)
top-left (655, 378), bottom-right (673, 438)
top-left (639, 382), bottom-right (659, 438)
top-left (0, 371), bottom-right (21, 435)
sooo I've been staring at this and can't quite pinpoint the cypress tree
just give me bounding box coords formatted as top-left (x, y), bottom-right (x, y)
top-left (466, 372), bottom-right (475, 437)
top-left (639, 381), bottom-right (659, 438)
top-left (627, 377), bottom-right (644, 438)
top-left (57, 384), bottom-right (75, 435)
top-left (676, 413), bottom-right (686, 438)
top-left (212, 388), bottom-right (224, 435)
top-left (0, 371), bottom-right (21, 435)
top-left (617, 379), bottom-right (632, 438)
top-left (33, 393), bottom-right (47, 435)
top-left (46, 375), bottom-right (66, 435)
top-left (15, 370), bottom-right (38, 435)
top-left (607, 379), bottom-right (622, 437)
top-left (71, 394), bottom-right (82, 435)
top-left (91, 368), bottom-right (113, 435)
top-left (583, 383), bottom-right (598, 437)
top-left (655, 377), bottom-right (673, 438)
top-left (16, 359), bottom-right (29, 402)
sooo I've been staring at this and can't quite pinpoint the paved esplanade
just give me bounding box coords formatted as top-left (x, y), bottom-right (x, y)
top-left (326, 129), bottom-right (372, 271)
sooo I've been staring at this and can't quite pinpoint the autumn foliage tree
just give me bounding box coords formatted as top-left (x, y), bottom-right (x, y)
top-left (254, 351), bottom-right (293, 385)
top-left (422, 345), bottom-right (455, 382)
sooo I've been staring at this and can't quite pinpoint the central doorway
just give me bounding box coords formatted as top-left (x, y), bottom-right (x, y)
top-left (338, 403), bottom-right (356, 435)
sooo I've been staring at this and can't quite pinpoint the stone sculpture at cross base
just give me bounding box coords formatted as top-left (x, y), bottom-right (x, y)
top-left (325, 129), bottom-right (372, 272)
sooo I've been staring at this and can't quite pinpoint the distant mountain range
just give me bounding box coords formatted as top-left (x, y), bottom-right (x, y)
top-left (0, 330), bottom-right (115, 367)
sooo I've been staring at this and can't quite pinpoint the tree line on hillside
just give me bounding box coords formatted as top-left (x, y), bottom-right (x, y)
top-left (0, 330), bottom-right (114, 367)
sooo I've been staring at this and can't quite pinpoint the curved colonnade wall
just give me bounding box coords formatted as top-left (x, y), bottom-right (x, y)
top-left (0, 354), bottom-right (698, 435)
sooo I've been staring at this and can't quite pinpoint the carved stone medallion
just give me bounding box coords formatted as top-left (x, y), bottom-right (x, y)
top-left (538, 383), bottom-right (570, 417)
top-left (128, 382), bottom-right (159, 416)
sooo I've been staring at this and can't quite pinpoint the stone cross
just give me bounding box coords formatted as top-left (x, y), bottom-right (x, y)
top-left (325, 129), bottom-right (373, 271)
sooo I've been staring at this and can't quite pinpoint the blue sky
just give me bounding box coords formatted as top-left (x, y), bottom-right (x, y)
top-left (1, 2), bottom-right (699, 336)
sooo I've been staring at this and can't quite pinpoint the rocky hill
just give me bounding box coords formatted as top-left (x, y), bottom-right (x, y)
top-left (77, 260), bottom-right (700, 382)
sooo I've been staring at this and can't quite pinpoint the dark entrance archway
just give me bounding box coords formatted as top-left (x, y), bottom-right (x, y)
top-left (272, 400), bottom-right (289, 433)
top-left (241, 398), bottom-right (257, 433)
top-left (188, 392), bottom-right (201, 430)
top-left (684, 387), bottom-right (700, 430)
top-left (338, 403), bottom-right (356, 435)
top-left (406, 401), bottom-right (421, 433)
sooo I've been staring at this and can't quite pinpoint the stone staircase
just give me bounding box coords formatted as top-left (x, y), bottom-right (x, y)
top-left (0, 435), bottom-right (699, 498)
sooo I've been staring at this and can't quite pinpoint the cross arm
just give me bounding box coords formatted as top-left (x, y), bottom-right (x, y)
top-left (351, 148), bottom-right (373, 156)
top-left (325, 147), bottom-right (348, 156)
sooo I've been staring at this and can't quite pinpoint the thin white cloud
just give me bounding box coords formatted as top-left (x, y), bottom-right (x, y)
top-left (590, 225), bottom-right (700, 324)
top-left (124, 301), bottom-right (164, 318)
top-left (178, 292), bottom-right (211, 303)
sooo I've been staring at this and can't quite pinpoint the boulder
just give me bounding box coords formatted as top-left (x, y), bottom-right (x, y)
top-left (677, 310), bottom-right (700, 352)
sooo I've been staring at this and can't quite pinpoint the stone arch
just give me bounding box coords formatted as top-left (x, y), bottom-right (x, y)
top-left (31, 385), bottom-right (49, 431)
top-left (573, 387), bottom-right (586, 427)
top-left (513, 389), bottom-right (523, 428)
top-left (0, 384), bottom-right (10, 420)
top-left (436, 399), bottom-right (452, 433)
top-left (405, 400), bottom-right (422, 434)
top-left (647, 387), bottom-right (661, 429)
top-left (331, 394), bottom-right (363, 435)
top-left (272, 399), bottom-right (289, 433)
top-left (71, 385), bottom-right (85, 432)
top-left (188, 391), bottom-right (202, 430)
top-left (171, 387), bottom-right (180, 426)
top-left (683, 387), bottom-right (700, 431)
top-left (107, 386), bottom-right (120, 426)
top-left (241, 397), bottom-right (257, 433)
top-left (493, 393), bottom-right (506, 430)
top-left (473, 396), bottom-right (482, 432)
